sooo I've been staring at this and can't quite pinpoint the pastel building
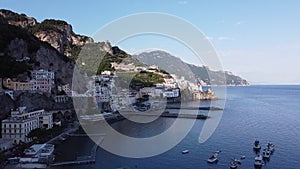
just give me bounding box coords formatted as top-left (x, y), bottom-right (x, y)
top-left (31, 69), bottom-right (55, 93)
top-left (2, 78), bottom-right (35, 91)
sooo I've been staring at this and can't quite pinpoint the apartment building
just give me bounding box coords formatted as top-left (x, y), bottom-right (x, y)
top-left (1, 107), bottom-right (53, 144)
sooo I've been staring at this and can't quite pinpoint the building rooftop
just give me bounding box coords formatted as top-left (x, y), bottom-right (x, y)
top-left (2, 117), bottom-right (36, 123)
top-left (24, 144), bottom-right (54, 156)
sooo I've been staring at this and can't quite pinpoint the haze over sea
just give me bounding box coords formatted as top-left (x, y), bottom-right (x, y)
top-left (53, 85), bottom-right (300, 169)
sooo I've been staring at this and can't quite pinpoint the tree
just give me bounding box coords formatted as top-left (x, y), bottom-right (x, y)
top-left (27, 128), bottom-right (46, 140)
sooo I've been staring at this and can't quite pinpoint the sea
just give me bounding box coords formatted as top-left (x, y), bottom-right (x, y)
top-left (52, 85), bottom-right (300, 169)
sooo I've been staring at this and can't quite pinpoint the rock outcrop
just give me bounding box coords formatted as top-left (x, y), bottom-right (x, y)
top-left (31, 19), bottom-right (94, 57)
top-left (15, 92), bottom-right (73, 112)
top-left (0, 9), bottom-right (93, 57)
top-left (0, 94), bottom-right (15, 118)
top-left (0, 9), bottom-right (37, 28)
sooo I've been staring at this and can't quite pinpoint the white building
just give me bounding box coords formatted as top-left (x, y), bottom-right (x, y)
top-left (1, 107), bottom-right (53, 144)
top-left (163, 88), bottom-right (180, 98)
top-left (95, 86), bottom-right (111, 102)
top-left (1, 117), bottom-right (38, 144)
top-left (31, 69), bottom-right (55, 80)
top-left (111, 62), bottom-right (135, 71)
top-left (20, 144), bottom-right (54, 163)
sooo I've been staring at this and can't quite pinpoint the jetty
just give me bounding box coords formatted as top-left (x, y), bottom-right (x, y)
top-left (50, 159), bottom-right (95, 166)
top-left (122, 112), bottom-right (209, 119)
top-left (165, 106), bottom-right (223, 111)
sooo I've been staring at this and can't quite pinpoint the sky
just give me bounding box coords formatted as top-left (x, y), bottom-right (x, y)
top-left (1, 0), bottom-right (300, 84)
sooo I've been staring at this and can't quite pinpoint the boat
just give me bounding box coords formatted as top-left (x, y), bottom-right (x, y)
top-left (253, 140), bottom-right (261, 150)
top-left (207, 151), bottom-right (221, 163)
top-left (262, 149), bottom-right (271, 159)
top-left (254, 155), bottom-right (263, 167)
top-left (240, 155), bottom-right (246, 160)
top-left (230, 161), bottom-right (239, 169)
top-left (182, 150), bottom-right (189, 154)
top-left (267, 142), bottom-right (275, 153)
top-left (230, 158), bottom-right (241, 169)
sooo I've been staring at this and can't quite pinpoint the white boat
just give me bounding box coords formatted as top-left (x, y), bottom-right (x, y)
top-left (230, 158), bottom-right (241, 169)
top-left (254, 155), bottom-right (263, 167)
top-left (253, 140), bottom-right (261, 150)
top-left (181, 150), bottom-right (189, 154)
top-left (230, 161), bottom-right (238, 169)
top-left (262, 149), bottom-right (271, 159)
top-left (207, 151), bottom-right (221, 163)
top-left (267, 142), bottom-right (275, 153)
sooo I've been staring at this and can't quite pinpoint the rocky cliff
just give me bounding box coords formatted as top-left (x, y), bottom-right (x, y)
top-left (0, 9), bottom-right (37, 28)
top-left (0, 9), bottom-right (93, 57)
top-left (0, 23), bottom-right (74, 85)
top-left (30, 19), bottom-right (93, 57)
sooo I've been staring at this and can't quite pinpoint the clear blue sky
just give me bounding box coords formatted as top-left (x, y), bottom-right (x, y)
top-left (1, 0), bottom-right (300, 84)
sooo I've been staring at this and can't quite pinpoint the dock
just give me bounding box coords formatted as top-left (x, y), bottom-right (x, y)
top-left (50, 159), bottom-right (95, 166)
top-left (165, 106), bottom-right (223, 110)
top-left (122, 112), bottom-right (209, 119)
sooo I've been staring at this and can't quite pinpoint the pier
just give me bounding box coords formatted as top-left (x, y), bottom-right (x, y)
top-left (67, 133), bottom-right (106, 137)
top-left (50, 159), bottom-right (95, 166)
top-left (165, 106), bottom-right (223, 110)
top-left (122, 112), bottom-right (209, 119)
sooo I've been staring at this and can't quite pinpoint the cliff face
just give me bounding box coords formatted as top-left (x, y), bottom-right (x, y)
top-left (15, 92), bottom-right (73, 112)
top-left (0, 94), bottom-right (15, 118)
top-left (0, 9), bottom-right (37, 28)
top-left (0, 9), bottom-right (93, 57)
top-left (32, 19), bottom-right (94, 56)
top-left (0, 23), bottom-right (74, 85)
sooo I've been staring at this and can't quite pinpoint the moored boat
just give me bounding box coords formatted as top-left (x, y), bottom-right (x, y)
top-left (230, 161), bottom-right (238, 169)
top-left (207, 151), bottom-right (221, 163)
top-left (253, 140), bottom-right (261, 150)
top-left (267, 142), bottom-right (275, 153)
top-left (230, 158), bottom-right (241, 169)
top-left (254, 155), bottom-right (263, 167)
top-left (262, 149), bottom-right (271, 159)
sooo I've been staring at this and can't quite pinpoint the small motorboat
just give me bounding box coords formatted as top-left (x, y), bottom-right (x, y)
top-left (254, 155), bottom-right (263, 167)
top-left (207, 151), bottom-right (221, 163)
top-left (230, 161), bottom-right (239, 169)
top-left (262, 149), bottom-right (271, 159)
top-left (253, 140), bottom-right (261, 150)
top-left (240, 155), bottom-right (246, 160)
top-left (267, 142), bottom-right (275, 153)
top-left (230, 158), bottom-right (241, 169)
top-left (182, 150), bottom-right (189, 154)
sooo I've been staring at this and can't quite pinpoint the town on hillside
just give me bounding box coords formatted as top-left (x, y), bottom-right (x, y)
top-left (0, 58), bottom-right (217, 167)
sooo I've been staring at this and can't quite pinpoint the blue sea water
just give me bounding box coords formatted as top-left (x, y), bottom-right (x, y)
top-left (54, 85), bottom-right (300, 169)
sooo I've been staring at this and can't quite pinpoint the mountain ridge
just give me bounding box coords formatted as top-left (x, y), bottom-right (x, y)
top-left (135, 50), bottom-right (249, 86)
